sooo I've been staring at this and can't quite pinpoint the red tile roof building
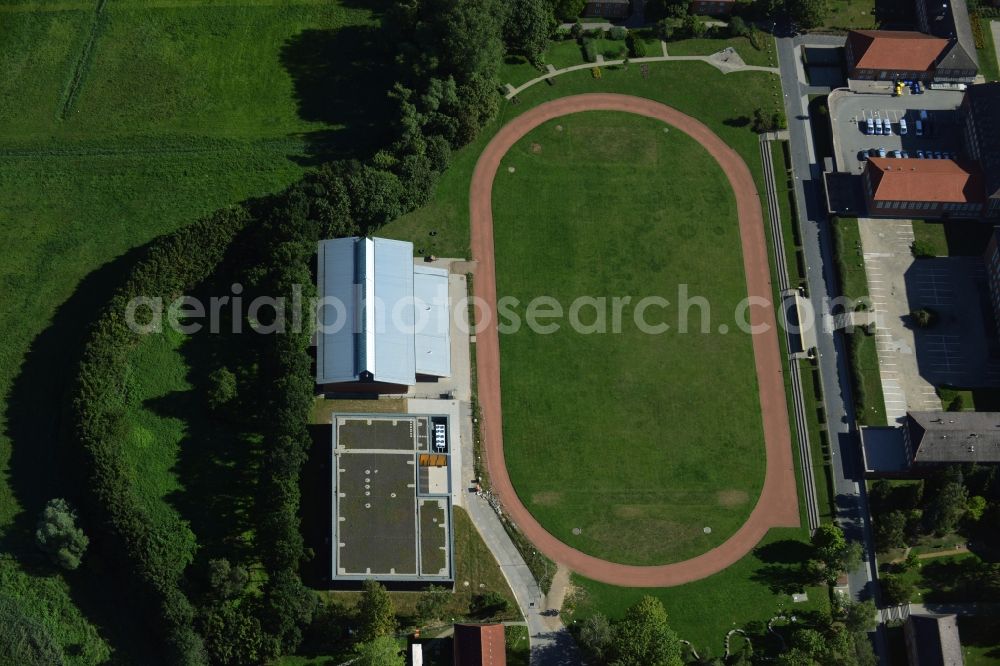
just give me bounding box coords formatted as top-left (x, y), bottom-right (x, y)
top-left (862, 157), bottom-right (986, 218)
top-left (453, 624), bottom-right (506, 666)
top-left (845, 30), bottom-right (950, 81)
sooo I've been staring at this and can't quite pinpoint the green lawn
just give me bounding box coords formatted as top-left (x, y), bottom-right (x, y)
top-left (958, 616), bottom-right (1000, 665)
top-left (820, 0), bottom-right (877, 30)
top-left (488, 111), bottom-right (764, 566)
top-left (667, 35), bottom-right (776, 68)
top-left (912, 219), bottom-right (995, 258)
top-left (0, 0), bottom-right (378, 660)
top-left (384, 61), bottom-right (783, 258)
top-left (977, 18), bottom-right (999, 83)
top-left (567, 529), bottom-right (830, 655)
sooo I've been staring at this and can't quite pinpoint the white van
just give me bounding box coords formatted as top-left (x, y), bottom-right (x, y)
top-left (899, 118), bottom-right (908, 135)
top-left (882, 117), bottom-right (893, 135)
top-left (866, 117), bottom-right (875, 135)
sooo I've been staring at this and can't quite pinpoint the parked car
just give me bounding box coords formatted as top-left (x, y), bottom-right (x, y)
top-left (914, 81), bottom-right (924, 94)
top-left (874, 118), bottom-right (883, 135)
top-left (878, 146), bottom-right (887, 158)
top-left (916, 119), bottom-right (924, 136)
top-left (900, 150), bottom-right (909, 158)
top-left (917, 150), bottom-right (926, 158)
top-left (882, 118), bottom-right (893, 135)
top-left (891, 150), bottom-right (902, 158)
top-left (866, 117), bottom-right (875, 135)
top-left (899, 118), bottom-right (908, 135)
top-left (934, 151), bottom-right (944, 159)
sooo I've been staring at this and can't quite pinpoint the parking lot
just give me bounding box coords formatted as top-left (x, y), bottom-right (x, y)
top-left (828, 88), bottom-right (967, 173)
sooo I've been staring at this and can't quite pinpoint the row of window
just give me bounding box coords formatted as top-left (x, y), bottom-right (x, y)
top-left (874, 200), bottom-right (981, 211)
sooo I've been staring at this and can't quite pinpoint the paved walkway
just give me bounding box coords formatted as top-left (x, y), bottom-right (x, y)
top-left (470, 93), bottom-right (799, 588)
top-left (504, 43), bottom-right (779, 99)
top-left (463, 494), bottom-right (581, 664)
top-left (993, 22), bottom-right (1000, 76)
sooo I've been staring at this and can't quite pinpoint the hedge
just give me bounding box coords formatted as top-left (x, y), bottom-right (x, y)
top-left (70, 206), bottom-right (252, 665)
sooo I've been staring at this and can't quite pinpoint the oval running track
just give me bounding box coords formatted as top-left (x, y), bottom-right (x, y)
top-left (469, 93), bottom-right (800, 587)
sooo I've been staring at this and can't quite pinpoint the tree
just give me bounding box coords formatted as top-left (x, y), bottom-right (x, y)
top-left (207, 558), bottom-right (249, 601)
top-left (787, 0), bottom-right (827, 29)
top-left (357, 579), bottom-right (396, 642)
top-left (609, 596), bottom-right (683, 666)
top-left (874, 510), bottom-right (908, 553)
top-left (910, 308), bottom-right (938, 328)
top-left (0, 595), bottom-right (64, 666)
top-left (811, 523), bottom-right (861, 584)
top-left (35, 498), bottom-right (88, 571)
top-left (470, 591), bottom-right (511, 619)
top-left (790, 627), bottom-right (826, 658)
top-left (729, 15), bottom-right (749, 37)
top-left (414, 586), bottom-right (450, 624)
top-left (646, 0), bottom-right (688, 21)
top-left (843, 600), bottom-right (877, 633)
top-left (552, 0), bottom-right (587, 21)
top-left (505, 0), bottom-right (554, 66)
top-left (626, 31), bottom-right (647, 57)
top-left (682, 14), bottom-right (706, 37)
top-left (924, 481), bottom-right (969, 536)
top-left (577, 612), bottom-right (613, 662)
top-left (199, 601), bottom-right (266, 666)
top-left (353, 635), bottom-right (405, 666)
top-left (206, 367), bottom-right (238, 411)
top-left (967, 495), bottom-right (987, 522)
top-left (880, 574), bottom-right (913, 606)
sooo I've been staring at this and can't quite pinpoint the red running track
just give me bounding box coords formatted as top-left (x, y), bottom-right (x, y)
top-left (469, 93), bottom-right (799, 587)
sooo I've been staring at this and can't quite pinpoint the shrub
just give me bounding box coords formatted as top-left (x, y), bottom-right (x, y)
top-left (570, 21), bottom-right (584, 40)
top-left (470, 591), bottom-right (511, 619)
top-left (729, 15), bottom-right (749, 37)
top-left (35, 499), bottom-right (88, 571)
top-left (626, 32), bottom-right (647, 57)
top-left (591, 66), bottom-right (602, 78)
top-left (910, 308), bottom-right (938, 328)
top-left (582, 38), bottom-right (598, 62)
top-left (948, 394), bottom-right (966, 412)
top-left (608, 26), bottom-right (628, 40)
top-left (910, 239), bottom-right (937, 258)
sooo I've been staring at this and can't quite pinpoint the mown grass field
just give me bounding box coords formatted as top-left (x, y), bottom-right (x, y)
top-left (488, 111), bottom-right (764, 566)
top-left (0, 0), bottom-right (377, 659)
top-left (566, 528), bottom-right (830, 655)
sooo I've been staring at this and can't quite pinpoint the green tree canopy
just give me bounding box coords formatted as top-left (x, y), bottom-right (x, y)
top-left (357, 579), bottom-right (396, 642)
top-left (353, 635), bottom-right (405, 666)
top-left (505, 0), bottom-right (554, 66)
top-left (609, 596), bottom-right (683, 666)
top-left (35, 498), bottom-right (88, 571)
top-left (923, 481), bottom-right (969, 536)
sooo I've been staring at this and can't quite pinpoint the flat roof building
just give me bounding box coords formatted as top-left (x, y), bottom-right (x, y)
top-left (331, 414), bottom-right (454, 584)
top-left (316, 237), bottom-right (451, 388)
top-left (903, 411), bottom-right (1000, 465)
top-left (961, 83), bottom-right (1000, 218)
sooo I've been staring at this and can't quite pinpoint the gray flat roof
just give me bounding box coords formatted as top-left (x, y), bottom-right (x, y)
top-left (331, 414), bottom-right (453, 582)
top-left (908, 411), bottom-right (1000, 463)
top-left (413, 265), bottom-right (451, 378)
top-left (316, 238), bottom-right (451, 386)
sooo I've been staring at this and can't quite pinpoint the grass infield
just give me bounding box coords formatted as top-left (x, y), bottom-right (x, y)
top-left (489, 111), bottom-right (766, 566)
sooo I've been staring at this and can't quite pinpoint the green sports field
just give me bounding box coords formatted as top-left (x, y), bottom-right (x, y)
top-left (490, 111), bottom-right (766, 565)
top-left (0, 0), bottom-right (376, 659)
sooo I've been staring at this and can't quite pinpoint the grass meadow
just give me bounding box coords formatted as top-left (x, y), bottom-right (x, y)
top-left (490, 111), bottom-right (765, 565)
top-left (0, 0), bottom-right (377, 659)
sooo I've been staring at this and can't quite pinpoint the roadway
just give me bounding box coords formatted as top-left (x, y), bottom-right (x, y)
top-left (775, 31), bottom-right (890, 662)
